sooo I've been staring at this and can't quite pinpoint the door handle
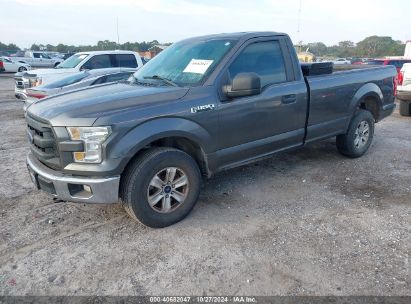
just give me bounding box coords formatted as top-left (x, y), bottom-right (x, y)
top-left (282, 94), bottom-right (297, 104)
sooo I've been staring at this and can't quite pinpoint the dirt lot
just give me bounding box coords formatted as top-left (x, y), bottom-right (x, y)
top-left (0, 73), bottom-right (409, 296)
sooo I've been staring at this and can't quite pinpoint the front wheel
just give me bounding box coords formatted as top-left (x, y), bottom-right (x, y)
top-left (120, 147), bottom-right (201, 228)
top-left (18, 66), bottom-right (27, 72)
top-left (336, 110), bottom-right (375, 158)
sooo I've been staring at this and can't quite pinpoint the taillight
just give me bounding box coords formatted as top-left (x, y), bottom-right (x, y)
top-left (27, 92), bottom-right (47, 99)
top-left (398, 71), bottom-right (404, 85)
top-left (393, 76), bottom-right (398, 97)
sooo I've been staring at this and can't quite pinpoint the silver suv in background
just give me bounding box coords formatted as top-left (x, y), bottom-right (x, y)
top-left (15, 50), bottom-right (143, 99)
top-left (23, 68), bottom-right (137, 111)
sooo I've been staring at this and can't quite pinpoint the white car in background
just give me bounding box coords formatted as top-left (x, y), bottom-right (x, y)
top-left (333, 58), bottom-right (351, 65)
top-left (0, 57), bottom-right (31, 72)
top-left (397, 63), bottom-right (411, 116)
top-left (14, 50), bottom-right (143, 99)
top-left (23, 68), bottom-right (136, 111)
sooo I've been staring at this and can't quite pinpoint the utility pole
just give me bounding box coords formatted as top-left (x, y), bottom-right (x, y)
top-left (297, 0), bottom-right (302, 52)
top-left (116, 16), bottom-right (120, 47)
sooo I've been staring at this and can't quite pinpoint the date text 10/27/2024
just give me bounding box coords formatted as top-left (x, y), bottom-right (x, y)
top-left (149, 296), bottom-right (257, 303)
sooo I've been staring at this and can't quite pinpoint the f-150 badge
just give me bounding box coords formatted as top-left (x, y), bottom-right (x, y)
top-left (191, 104), bottom-right (215, 113)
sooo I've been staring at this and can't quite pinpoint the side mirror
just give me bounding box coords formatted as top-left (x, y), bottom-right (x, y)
top-left (225, 72), bottom-right (261, 98)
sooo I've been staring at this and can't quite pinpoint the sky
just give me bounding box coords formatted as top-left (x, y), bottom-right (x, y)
top-left (1, 0), bottom-right (409, 49)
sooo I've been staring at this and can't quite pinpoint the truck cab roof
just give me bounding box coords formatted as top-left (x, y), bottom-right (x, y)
top-left (74, 50), bottom-right (138, 56)
top-left (179, 31), bottom-right (286, 43)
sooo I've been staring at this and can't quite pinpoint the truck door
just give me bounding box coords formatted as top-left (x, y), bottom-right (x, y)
top-left (32, 52), bottom-right (43, 67)
top-left (216, 38), bottom-right (308, 167)
top-left (41, 53), bottom-right (53, 67)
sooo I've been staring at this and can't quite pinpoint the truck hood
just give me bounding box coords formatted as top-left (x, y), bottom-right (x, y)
top-left (27, 68), bottom-right (78, 76)
top-left (25, 68), bottom-right (78, 85)
top-left (27, 82), bottom-right (189, 126)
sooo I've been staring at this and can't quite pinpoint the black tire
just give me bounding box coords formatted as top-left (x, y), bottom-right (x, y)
top-left (54, 62), bottom-right (60, 68)
top-left (18, 67), bottom-right (27, 72)
top-left (336, 110), bottom-right (375, 158)
top-left (120, 147), bottom-right (201, 228)
top-left (399, 100), bottom-right (411, 117)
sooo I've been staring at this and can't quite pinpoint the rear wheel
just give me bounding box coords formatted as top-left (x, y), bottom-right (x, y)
top-left (399, 100), bottom-right (411, 117)
top-left (120, 147), bottom-right (201, 228)
top-left (336, 110), bottom-right (375, 158)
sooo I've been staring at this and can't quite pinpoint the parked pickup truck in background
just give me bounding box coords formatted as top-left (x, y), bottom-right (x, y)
top-left (397, 63), bottom-right (411, 116)
top-left (15, 50), bottom-right (143, 99)
top-left (12, 51), bottom-right (63, 68)
top-left (25, 32), bottom-right (397, 228)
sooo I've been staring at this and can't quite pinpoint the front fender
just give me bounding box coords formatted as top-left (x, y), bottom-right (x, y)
top-left (110, 117), bottom-right (215, 171)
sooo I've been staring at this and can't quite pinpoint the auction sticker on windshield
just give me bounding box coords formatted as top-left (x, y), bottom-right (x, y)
top-left (183, 59), bottom-right (214, 74)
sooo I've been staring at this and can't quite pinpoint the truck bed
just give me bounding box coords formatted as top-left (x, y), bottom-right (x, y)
top-left (304, 65), bottom-right (397, 143)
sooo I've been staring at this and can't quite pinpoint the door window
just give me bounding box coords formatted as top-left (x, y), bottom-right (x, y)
top-left (40, 53), bottom-right (51, 59)
top-left (115, 54), bottom-right (137, 68)
top-left (228, 41), bottom-right (287, 88)
top-left (81, 55), bottom-right (113, 70)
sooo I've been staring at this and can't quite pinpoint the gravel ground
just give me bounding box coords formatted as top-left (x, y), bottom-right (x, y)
top-left (0, 73), bottom-right (409, 296)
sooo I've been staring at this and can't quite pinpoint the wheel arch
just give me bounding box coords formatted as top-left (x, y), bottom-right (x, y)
top-left (349, 83), bottom-right (383, 121)
top-left (111, 118), bottom-right (215, 178)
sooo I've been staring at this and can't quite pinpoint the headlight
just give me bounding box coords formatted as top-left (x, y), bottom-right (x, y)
top-left (67, 126), bottom-right (111, 163)
top-left (26, 76), bottom-right (42, 87)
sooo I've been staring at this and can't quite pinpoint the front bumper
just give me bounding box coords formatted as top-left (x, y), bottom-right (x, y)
top-left (27, 152), bottom-right (120, 204)
top-left (15, 87), bottom-right (27, 100)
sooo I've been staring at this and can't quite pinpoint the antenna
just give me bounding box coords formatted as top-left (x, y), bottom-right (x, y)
top-left (116, 16), bottom-right (120, 46)
top-left (297, 0), bottom-right (302, 48)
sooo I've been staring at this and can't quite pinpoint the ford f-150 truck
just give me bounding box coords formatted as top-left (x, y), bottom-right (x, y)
top-left (25, 32), bottom-right (397, 228)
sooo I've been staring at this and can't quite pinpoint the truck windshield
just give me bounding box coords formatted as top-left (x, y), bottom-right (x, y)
top-left (56, 54), bottom-right (88, 69)
top-left (44, 72), bottom-right (89, 88)
top-left (133, 39), bottom-right (237, 87)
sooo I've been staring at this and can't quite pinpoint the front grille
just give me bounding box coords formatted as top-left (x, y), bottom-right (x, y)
top-left (15, 76), bottom-right (27, 89)
top-left (26, 114), bottom-right (61, 170)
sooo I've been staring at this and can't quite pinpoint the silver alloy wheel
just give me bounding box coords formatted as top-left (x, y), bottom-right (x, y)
top-left (147, 167), bottom-right (189, 213)
top-left (354, 121), bottom-right (370, 149)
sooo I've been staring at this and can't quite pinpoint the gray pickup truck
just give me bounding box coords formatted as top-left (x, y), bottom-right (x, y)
top-left (25, 32), bottom-right (397, 228)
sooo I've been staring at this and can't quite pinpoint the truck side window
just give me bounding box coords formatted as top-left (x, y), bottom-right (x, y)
top-left (33, 53), bottom-right (41, 59)
top-left (82, 55), bottom-right (112, 70)
top-left (116, 54), bottom-right (137, 68)
top-left (228, 41), bottom-right (287, 88)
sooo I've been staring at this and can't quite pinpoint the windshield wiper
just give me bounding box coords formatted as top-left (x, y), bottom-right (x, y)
top-left (143, 75), bottom-right (180, 87)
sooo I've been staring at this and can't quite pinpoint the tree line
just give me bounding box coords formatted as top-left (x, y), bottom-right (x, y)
top-left (0, 36), bottom-right (407, 58)
top-left (0, 40), bottom-right (170, 54)
top-left (299, 36), bottom-right (406, 58)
